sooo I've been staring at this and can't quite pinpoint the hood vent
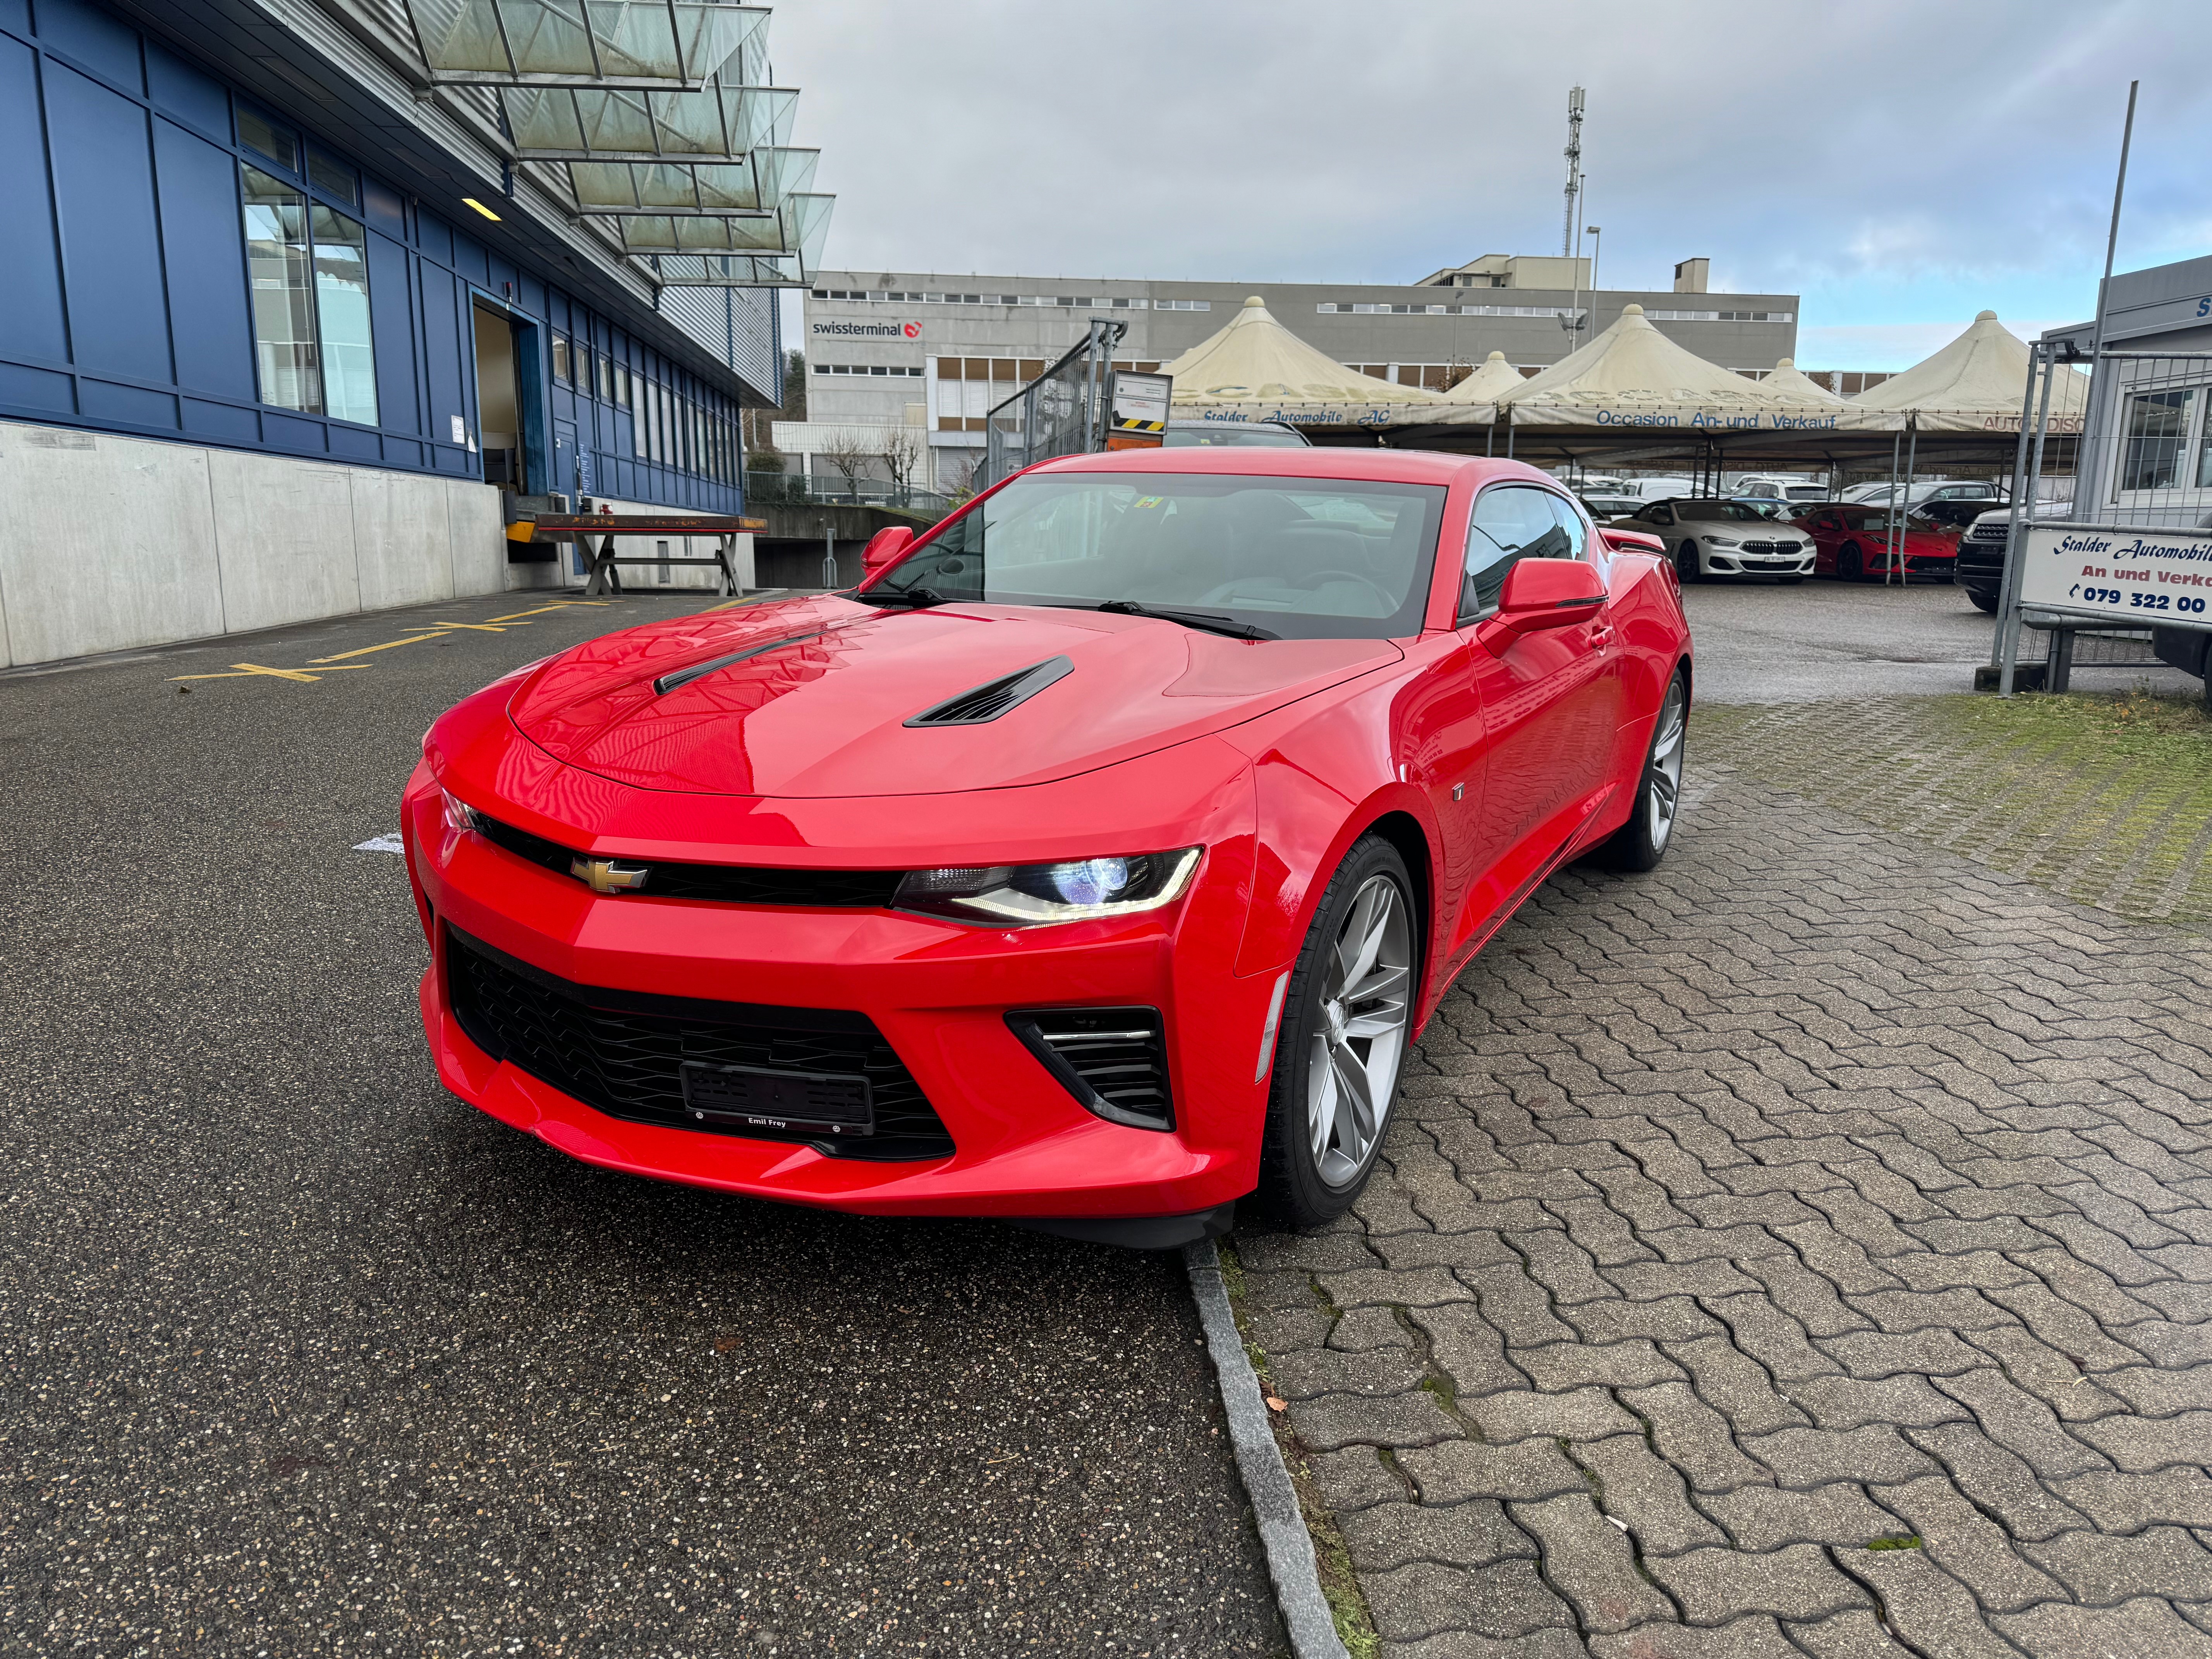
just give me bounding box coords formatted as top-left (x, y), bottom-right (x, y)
top-left (904, 655), bottom-right (1073, 727)
top-left (654, 629), bottom-right (823, 696)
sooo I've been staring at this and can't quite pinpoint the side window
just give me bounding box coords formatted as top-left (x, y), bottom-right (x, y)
top-left (1650, 506), bottom-right (1675, 527)
top-left (1546, 495), bottom-right (1589, 562)
top-left (1460, 486), bottom-right (1563, 621)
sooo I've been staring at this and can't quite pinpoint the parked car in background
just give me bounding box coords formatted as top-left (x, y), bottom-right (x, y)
top-left (1617, 498), bottom-right (1816, 582)
top-left (1956, 499), bottom-right (2072, 613)
top-left (1731, 498), bottom-right (1799, 521)
top-left (1841, 479), bottom-right (2003, 509)
top-left (1729, 475), bottom-right (1817, 500)
top-left (1781, 482), bottom-right (1832, 505)
top-left (1579, 493), bottom-right (1645, 522)
top-left (1161, 420), bottom-right (1310, 448)
top-left (1792, 503), bottom-right (1959, 582)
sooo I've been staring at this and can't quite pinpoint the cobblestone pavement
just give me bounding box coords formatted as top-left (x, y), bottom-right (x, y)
top-left (1235, 759), bottom-right (2212, 1658)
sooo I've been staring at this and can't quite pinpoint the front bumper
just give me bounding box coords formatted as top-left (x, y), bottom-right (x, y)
top-left (1705, 544), bottom-right (1814, 577)
top-left (403, 748), bottom-right (1273, 1223)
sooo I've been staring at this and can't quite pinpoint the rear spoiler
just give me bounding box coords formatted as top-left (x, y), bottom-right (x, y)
top-left (1599, 527), bottom-right (1666, 555)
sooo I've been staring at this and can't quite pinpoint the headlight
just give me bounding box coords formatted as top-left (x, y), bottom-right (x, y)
top-left (441, 788), bottom-right (480, 834)
top-left (1704, 535), bottom-right (1739, 547)
top-left (895, 848), bottom-right (1202, 926)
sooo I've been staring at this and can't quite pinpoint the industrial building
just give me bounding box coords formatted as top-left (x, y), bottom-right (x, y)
top-left (789, 258), bottom-right (1802, 491)
top-left (0, 0), bottom-right (828, 669)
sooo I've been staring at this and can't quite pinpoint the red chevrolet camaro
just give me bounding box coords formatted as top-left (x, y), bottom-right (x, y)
top-left (1792, 503), bottom-right (1960, 582)
top-left (403, 450), bottom-right (1692, 1245)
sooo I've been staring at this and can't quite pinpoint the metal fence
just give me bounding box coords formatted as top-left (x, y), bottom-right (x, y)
top-left (1994, 342), bottom-right (2212, 692)
top-left (979, 319), bottom-right (1125, 489)
top-left (743, 473), bottom-right (955, 517)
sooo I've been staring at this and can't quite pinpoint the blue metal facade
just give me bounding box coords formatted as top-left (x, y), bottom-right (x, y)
top-left (0, 0), bottom-right (771, 514)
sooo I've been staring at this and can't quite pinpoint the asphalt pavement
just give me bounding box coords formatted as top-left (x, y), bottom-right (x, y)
top-left (0, 592), bottom-right (1285, 1657)
top-left (1681, 576), bottom-right (2199, 703)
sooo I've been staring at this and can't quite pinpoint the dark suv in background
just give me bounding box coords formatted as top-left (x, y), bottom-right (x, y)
top-left (1957, 499), bottom-right (2071, 613)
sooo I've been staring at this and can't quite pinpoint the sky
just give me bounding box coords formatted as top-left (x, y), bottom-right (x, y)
top-left (773, 0), bottom-right (2212, 371)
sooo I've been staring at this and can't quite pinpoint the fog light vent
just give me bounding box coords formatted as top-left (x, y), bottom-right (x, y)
top-left (1006, 1006), bottom-right (1173, 1131)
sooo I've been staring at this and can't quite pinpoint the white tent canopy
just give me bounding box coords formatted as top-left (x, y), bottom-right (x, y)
top-left (1163, 295), bottom-right (1449, 429)
top-left (1851, 311), bottom-right (2088, 430)
top-left (1498, 305), bottom-right (1827, 429)
top-left (1760, 357), bottom-right (1847, 405)
top-left (1436, 350), bottom-right (1526, 406)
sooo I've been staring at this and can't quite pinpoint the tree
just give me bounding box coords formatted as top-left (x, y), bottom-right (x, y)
top-left (819, 431), bottom-right (875, 498)
top-left (881, 424), bottom-right (923, 495)
top-left (1437, 356), bottom-right (1472, 393)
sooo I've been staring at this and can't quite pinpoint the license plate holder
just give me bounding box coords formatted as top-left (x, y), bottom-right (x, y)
top-left (678, 1060), bottom-right (875, 1137)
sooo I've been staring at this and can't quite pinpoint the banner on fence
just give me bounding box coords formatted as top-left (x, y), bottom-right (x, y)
top-left (2020, 522), bottom-right (2212, 631)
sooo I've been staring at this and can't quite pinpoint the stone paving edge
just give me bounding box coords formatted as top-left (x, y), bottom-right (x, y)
top-left (1187, 1237), bottom-right (1354, 1659)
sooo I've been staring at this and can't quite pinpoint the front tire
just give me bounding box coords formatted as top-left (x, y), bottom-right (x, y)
top-left (1837, 543), bottom-right (1866, 582)
top-left (1256, 836), bottom-right (1417, 1230)
top-left (1597, 669), bottom-right (1688, 872)
top-left (1967, 587), bottom-right (1999, 614)
top-left (1675, 539), bottom-right (1703, 584)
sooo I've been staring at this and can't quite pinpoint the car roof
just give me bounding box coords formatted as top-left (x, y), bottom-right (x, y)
top-left (1029, 447), bottom-right (1553, 488)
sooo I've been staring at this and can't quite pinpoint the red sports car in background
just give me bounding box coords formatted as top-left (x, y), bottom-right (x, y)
top-left (1792, 503), bottom-right (1961, 582)
top-left (404, 450), bottom-right (1693, 1244)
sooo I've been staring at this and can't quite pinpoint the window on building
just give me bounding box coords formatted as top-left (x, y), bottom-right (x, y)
top-left (2120, 389), bottom-right (2197, 493)
top-left (242, 165), bottom-right (319, 414)
top-left (310, 206), bottom-right (377, 426)
top-left (305, 144), bottom-right (357, 207)
top-left (237, 109), bottom-right (298, 173)
top-left (598, 352), bottom-right (613, 401)
top-left (552, 337), bottom-right (572, 383)
top-left (615, 361), bottom-right (631, 406)
top-left (630, 373), bottom-right (647, 459)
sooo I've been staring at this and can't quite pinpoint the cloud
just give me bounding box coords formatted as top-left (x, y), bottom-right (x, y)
top-left (771, 1), bottom-right (2212, 362)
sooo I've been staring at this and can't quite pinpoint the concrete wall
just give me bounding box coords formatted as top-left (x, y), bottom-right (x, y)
top-left (570, 493), bottom-right (756, 592)
top-left (0, 421), bottom-right (509, 669)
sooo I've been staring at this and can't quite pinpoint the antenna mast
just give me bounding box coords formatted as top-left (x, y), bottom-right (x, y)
top-left (1561, 86), bottom-right (1585, 257)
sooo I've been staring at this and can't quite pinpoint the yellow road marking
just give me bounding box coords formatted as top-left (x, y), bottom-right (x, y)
top-left (171, 662), bottom-right (371, 682)
top-left (426, 621), bottom-right (510, 633)
top-left (700, 594), bottom-right (779, 613)
top-left (488, 602), bottom-right (602, 622)
top-left (309, 631), bottom-right (452, 663)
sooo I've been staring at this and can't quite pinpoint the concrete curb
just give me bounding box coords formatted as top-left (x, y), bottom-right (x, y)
top-left (1184, 1239), bottom-right (1350, 1659)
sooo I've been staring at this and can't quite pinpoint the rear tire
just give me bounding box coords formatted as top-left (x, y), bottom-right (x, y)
top-left (1838, 543), bottom-right (1865, 582)
top-left (1968, 587), bottom-right (2000, 614)
top-left (1597, 669), bottom-right (1689, 873)
top-left (1255, 836), bottom-right (1418, 1230)
top-left (1675, 540), bottom-right (1703, 584)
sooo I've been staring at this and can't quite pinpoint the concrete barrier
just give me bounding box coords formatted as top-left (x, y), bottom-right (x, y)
top-left (0, 421), bottom-right (511, 669)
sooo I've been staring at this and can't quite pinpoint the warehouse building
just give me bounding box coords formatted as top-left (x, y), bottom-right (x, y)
top-left (0, 0), bottom-right (828, 669)
top-left (789, 258), bottom-right (1800, 491)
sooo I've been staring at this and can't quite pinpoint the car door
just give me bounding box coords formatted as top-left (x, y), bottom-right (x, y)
top-left (1444, 484), bottom-right (1619, 961)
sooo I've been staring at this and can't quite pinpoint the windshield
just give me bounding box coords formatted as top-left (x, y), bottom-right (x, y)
top-left (873, 471), bottom-right (1448, 640)
top-left (1678, 500), bottom-right (1777, 522)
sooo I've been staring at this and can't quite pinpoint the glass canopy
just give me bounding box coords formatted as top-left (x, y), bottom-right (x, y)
top-left (500, 81), bottom-right (797, 160)
top-left (564, 147), bottom-right (816, 213)
top-left (401, 0), bottom-right (768, 89)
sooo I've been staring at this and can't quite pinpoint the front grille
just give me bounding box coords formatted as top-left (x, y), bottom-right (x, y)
top-left (469, 812), bottom-right (902, 908)
top-left (1005, 1007), bottom-right (1173, 1131)
top-left (444, 926), bottom-right (955, 1161)
top-left (1739, 541), bottom-right (1800, 555)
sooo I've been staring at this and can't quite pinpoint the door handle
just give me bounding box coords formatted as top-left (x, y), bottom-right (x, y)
top-left (1586, 623), bottom-right (1615, 647)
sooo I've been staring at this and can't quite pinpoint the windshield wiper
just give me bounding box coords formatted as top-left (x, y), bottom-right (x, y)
top-left (855, 585), bottom-right (948, 608)
top-left (1089, 600), bottom-right (1279, 641)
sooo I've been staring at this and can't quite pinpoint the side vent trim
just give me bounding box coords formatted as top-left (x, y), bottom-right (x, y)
top-left (904, 655), bottom-right (1073, 727)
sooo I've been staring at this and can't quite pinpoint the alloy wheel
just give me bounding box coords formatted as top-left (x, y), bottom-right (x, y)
top-left (1307, 874), bottom-right (1413, 1189)
top-left (1644, 677), bottom-right (1688, 851)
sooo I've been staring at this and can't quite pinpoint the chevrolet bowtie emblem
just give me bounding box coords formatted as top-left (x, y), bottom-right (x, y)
top-left (572, 857), bottom-right (650, 895)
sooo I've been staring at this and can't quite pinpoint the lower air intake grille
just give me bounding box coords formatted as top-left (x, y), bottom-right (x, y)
top-left (1006, 1006), bottom-right (1173, 1131)
top-left (445, 926), bottom-right (954, 1161)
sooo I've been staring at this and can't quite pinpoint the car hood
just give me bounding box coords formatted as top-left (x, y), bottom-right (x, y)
top-left (507, 597), bottom-right (1401, 798)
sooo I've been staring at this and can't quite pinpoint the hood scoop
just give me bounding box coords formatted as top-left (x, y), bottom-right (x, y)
top-left (904, 655), bottom-right (1073, 727)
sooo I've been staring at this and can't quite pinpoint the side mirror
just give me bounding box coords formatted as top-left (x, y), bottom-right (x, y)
top-left (1599, 527), bottom-right (1666, 556)
top-left (1491, 559), bottom-right (1607, 638)
top-left (861, 525), bottom-right (914, 574)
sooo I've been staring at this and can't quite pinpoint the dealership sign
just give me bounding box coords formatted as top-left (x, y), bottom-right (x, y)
top-left (2019, 522), bottom-right (2212, 631)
